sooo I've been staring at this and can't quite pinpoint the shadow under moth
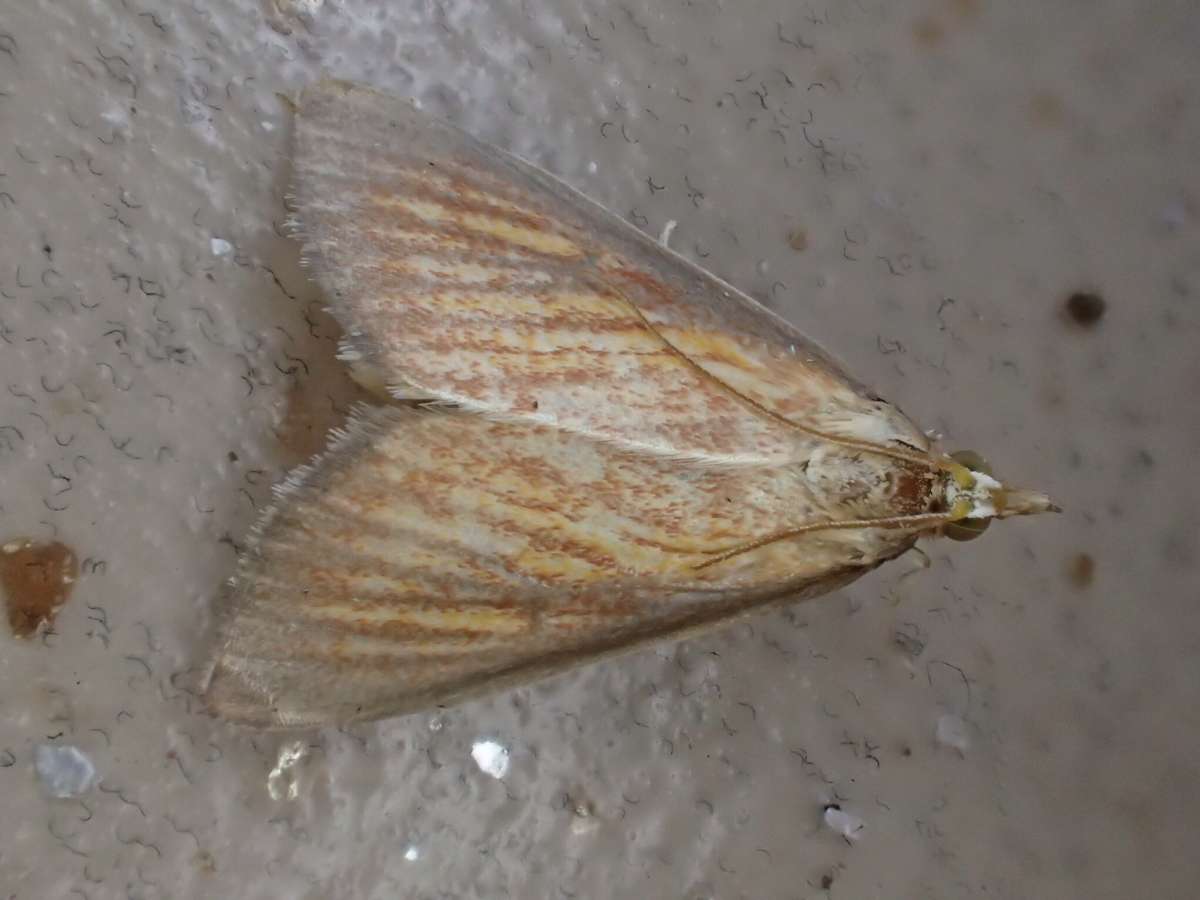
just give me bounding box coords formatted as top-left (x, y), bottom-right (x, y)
top-left (203, 79), bottom-right (1055, 730)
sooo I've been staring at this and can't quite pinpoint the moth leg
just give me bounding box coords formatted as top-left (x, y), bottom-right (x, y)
top-left (895, 546), bottom-right (932, 581)
top-left (345, 358), bottom-right (439, 402)
top-left (343, 357), bottom-right (391, 398)
top-left (385, 382), bottom-right (442, 402)
top-left (337, 336), bottom-right (439, 402)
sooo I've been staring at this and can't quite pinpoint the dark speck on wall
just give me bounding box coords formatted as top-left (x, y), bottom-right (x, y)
top-left (913, 16), bottom-right (945, 47)
top-left (1066, 552), bottom-right (1095, 589)
top-left (1064, 291), bottom-right (1106, 327)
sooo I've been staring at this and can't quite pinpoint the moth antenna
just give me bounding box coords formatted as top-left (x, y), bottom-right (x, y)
top-left (707, 473), bottom-right (1062, 562)
top-left (590, 277), bottom-right (939, 470)
top-left (691, 511), bottom-right (956, 569)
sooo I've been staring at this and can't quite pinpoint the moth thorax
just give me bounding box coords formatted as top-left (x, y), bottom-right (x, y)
top-left (801, 445), bottom-right (935, 519)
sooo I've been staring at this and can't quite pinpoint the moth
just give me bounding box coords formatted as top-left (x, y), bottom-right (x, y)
top-left (203, 79), bottom-right (1055, 729)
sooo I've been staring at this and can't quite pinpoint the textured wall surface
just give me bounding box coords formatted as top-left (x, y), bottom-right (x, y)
top-left (0, 1), bottom-right (1197, 898)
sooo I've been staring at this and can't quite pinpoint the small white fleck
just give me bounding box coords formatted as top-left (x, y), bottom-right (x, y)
top-left (571, 817), bottom-right (598, 837)
top-left (823, 805), bottom-right (864, 841)
top-left (261, 120), bottom-right (276, 132)
top-left (35, 745), bottom-right (97, 798)
top-left (659, 219), bottom-right (677, 247)
top-left (403, 844), bottom-right (420, 862)
top-left (210, 237), bottom-right (233, 256)
top-left (471, 739), bottom-right (510, 779)
top-left (100, 106), bottom-right (129, 127)
top-left (267, 740), bottom-right (307, 801)
top-left (936, 714), bottom-right (971, 753)
top-left (871, 190), bottom-right (898, 210)
top-left (587, 160), bottom-right (598, 174)
top-left (570, 800), bottom-right (598, 836)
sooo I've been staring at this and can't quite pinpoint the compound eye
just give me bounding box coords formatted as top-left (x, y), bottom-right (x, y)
top-left (949, 449), bottom-right (992, 476)
top-left (944, 517), bottom-right (991, 542)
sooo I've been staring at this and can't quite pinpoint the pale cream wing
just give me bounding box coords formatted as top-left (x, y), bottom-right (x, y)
top-left (204, 407), bottom-right (915, 728)
top-left (291, 79), bottom-right (929, 465)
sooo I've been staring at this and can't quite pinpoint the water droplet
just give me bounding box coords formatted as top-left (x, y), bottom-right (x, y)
top-left (35, 744), bottom-right (97, 798)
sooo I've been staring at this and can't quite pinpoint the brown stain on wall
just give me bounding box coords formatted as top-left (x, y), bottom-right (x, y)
top-left (275, 381), bottom-right (341, 468)
top-left (1, 539), bottom-right (79, 638)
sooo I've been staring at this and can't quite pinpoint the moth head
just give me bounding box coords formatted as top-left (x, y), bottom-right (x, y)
top-left (938, 449), bottom-right (1059, 542)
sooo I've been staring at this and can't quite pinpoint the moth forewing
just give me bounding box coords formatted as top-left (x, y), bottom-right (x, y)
top-left (290, 78), bottom-right (931, 465)
top-left (203, 79), bottom-right (1054, 729)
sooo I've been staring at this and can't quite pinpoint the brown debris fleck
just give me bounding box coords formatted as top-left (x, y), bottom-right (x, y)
top-left (913, 16), bottom-right (945, 48)
top-left (1066, 552), bottom-right (1095, 589)
top-left (946, 0), bottom-right (981, 21)
top-left (1029, 90), bottom-right (1066, 128)
top-left (787, 227), bottom-right (809, 253)
top-left (1, 539), bottom-right (79, 638)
